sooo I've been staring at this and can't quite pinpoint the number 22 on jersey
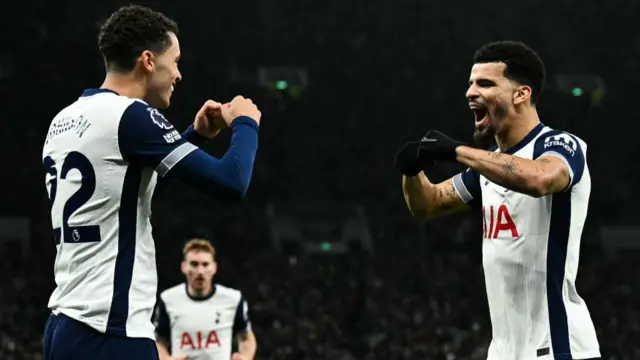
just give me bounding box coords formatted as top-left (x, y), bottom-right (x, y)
top-left (43, 152), bottom-right (101, 244)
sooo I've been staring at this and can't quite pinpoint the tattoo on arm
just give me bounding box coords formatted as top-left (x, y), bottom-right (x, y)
top-left (438, 188), bottom-right (451, 210)
top-left (477, 151), bottom-right (520, 177)
top-left (501, 159), bottom-right (519, 176)
top-left (489, 151), bottom-right (503, 160)
top-left (437, 183), bottom-right (458, 211)
top-left (445, 182), bottom-right (457, 199)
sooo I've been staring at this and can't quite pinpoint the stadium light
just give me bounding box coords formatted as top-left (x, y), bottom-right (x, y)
top-left (275, 80), bottom-right (288, 90)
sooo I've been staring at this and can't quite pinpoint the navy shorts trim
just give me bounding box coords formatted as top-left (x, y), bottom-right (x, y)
top-left (43, 313), bottom-right (159, 360)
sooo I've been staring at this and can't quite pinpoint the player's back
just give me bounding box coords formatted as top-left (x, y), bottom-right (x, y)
top-left (42, 89), bottom-right (157, 339)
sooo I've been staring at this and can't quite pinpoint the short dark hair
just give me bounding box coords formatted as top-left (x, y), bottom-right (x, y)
top-left (473, 41), bottom-right (546, 105)
top-left (98, 5), bottom-right (179, 72)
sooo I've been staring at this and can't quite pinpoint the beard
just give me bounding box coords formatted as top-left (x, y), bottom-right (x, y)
top-left (473, 126), bottom-right (496, 146)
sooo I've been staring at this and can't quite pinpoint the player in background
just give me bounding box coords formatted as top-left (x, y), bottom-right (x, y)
top-left (395, 41), bottom-right (600, 360)
top-left (154, 239), bottom-right (257, 360)
top-left (42, 5), bottom-right (260, 360)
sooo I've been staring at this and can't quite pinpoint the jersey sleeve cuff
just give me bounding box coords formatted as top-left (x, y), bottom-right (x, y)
top-left (453, 173), bottom-right (474, 203)
top-left (539, 151), bottom-right (575, 188)
top-left (155, 142), bottom-right (198, 177)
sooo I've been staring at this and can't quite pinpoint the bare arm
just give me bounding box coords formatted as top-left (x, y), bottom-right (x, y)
top-left (455, 146), bottom-right (570, 197)
top-left (402, 173), bottom-right (470, 220)
top-left (236, 330), bottom-right (257, 360)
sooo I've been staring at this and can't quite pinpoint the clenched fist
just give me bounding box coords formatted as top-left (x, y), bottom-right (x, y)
top-left (221, 96), bottom-right (261, 126)
top-left (194, 100), bottom-right (226, 138)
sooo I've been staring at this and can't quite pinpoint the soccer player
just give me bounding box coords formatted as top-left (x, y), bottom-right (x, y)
top-left (41, 6), bottom-right (260, 360)
top-left (395, 41), bottom-right (600, 360)
top-left (153, 239), bottom-right (257, 360)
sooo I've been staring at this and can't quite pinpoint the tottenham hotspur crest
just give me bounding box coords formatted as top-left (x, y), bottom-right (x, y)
top-left (215, 310), bottom-right (221, 324)
top-left (147, 108), bottom-right (174, 130)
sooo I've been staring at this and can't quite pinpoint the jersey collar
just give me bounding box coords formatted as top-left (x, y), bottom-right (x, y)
top-left (502, 122), bottom-right (545, 155)
top-left (80, 88), bottom-right (119, 97)
top-left (185, 282), bottom-right (217, 302)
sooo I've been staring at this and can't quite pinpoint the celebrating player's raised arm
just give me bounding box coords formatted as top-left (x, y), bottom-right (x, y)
top-left (118, 96), bottom-right (260, 200)
top-left (396, 138), bottom-right (479, 220)
top-left (402, 174), bottom-right (471, 220)
top-left (455, 130), bottom-right (584, 197)
top-left (455, 150), bottom-right (567, 197)
top-left (418, 129), bottom-right (585, 198)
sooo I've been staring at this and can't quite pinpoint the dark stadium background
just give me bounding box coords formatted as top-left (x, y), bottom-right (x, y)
top-left (1, 0), bottom-right (638, 359)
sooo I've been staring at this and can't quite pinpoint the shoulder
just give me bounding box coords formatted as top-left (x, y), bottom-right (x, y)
top-left (534, 127), bottom-right (586, 158)
top-left (215, 284), bottom-right (243, 300)
top-left (159, 283), bottom-right (187, 302)
top-left (537, 127), bottom-right (585, 148)
top-left (118, 100), bottom-right (173, 129)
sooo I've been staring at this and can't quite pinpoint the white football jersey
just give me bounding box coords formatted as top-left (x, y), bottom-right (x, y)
top-left (153, 283), bottom-right (251, 360)
top-left (42, 88), bottom-right (259, 339)
top-left (453, 123), bottom-right (600, 360)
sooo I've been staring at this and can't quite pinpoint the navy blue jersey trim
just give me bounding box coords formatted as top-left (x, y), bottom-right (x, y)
top-left (106, 165), bottom-right (141, 336)
top-left (184, 282), bottom-right (217, 302)
top-left (546, 190), bottom-right (573, 359)
top-left (503, 123), bottom-right (545, 155)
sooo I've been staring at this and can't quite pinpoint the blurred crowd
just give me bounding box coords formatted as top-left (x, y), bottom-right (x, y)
top-left (1, 0), bottom-right (640, 359)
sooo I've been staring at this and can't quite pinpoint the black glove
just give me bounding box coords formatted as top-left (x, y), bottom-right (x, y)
top-left (394, 140), bottom-right (435, 176)
top-left (418, 130), bottom-right (465, 162)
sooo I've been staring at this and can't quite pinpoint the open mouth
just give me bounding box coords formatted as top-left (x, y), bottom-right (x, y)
top-left (470, 105), bottom-right (488, 128)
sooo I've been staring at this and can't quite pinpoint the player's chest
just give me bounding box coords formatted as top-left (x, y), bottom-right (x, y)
top-left (169, 302), bottom-right (236, 332)
top-left (479, 177), bottom-right (538, 240)
top-left (169, 302), bottom-right (235, 352)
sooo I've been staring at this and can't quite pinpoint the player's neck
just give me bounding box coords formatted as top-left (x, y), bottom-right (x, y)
top-left (101, 72), bottom-right (147, 102)
top-left (187, 284), bottom-right (214, 300)
top-left (495, 107), bottom-right (541, 152)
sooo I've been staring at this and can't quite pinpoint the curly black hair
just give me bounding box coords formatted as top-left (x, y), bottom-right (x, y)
top-left (98, 5), bottom-right (179, 72)
top-left (473, 41), bottom-right (546, 105)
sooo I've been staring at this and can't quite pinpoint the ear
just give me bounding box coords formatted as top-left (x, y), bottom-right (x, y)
top-left (140, 50), bottom-right (155, 72)
top-left (180, 261), bottom-right (188, 276)
top-left (513, 85), bottom-right (532, 105)
top-left (211, 261), bottom-right (218, 276)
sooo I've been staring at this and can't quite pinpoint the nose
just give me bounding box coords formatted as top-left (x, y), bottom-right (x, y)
top-left (466, 84), bottom-right (479, 102)
top-left (175, 70), bottom-right (182, 83)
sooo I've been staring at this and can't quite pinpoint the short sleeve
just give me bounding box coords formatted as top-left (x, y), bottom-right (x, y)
top-left (152, 296), bottom-right (171, 343)
top-left (118, 101), bottom-right (198, 176)
top-left (452, 167), bottom-right (482, 208)
top-left (232, 295), bottom-right (251, 334)
top-left (533, 130), bottom-right (586, 188)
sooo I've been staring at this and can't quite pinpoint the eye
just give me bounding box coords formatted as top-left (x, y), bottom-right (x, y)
top-left (476, 80), bottom-right (496, 88)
